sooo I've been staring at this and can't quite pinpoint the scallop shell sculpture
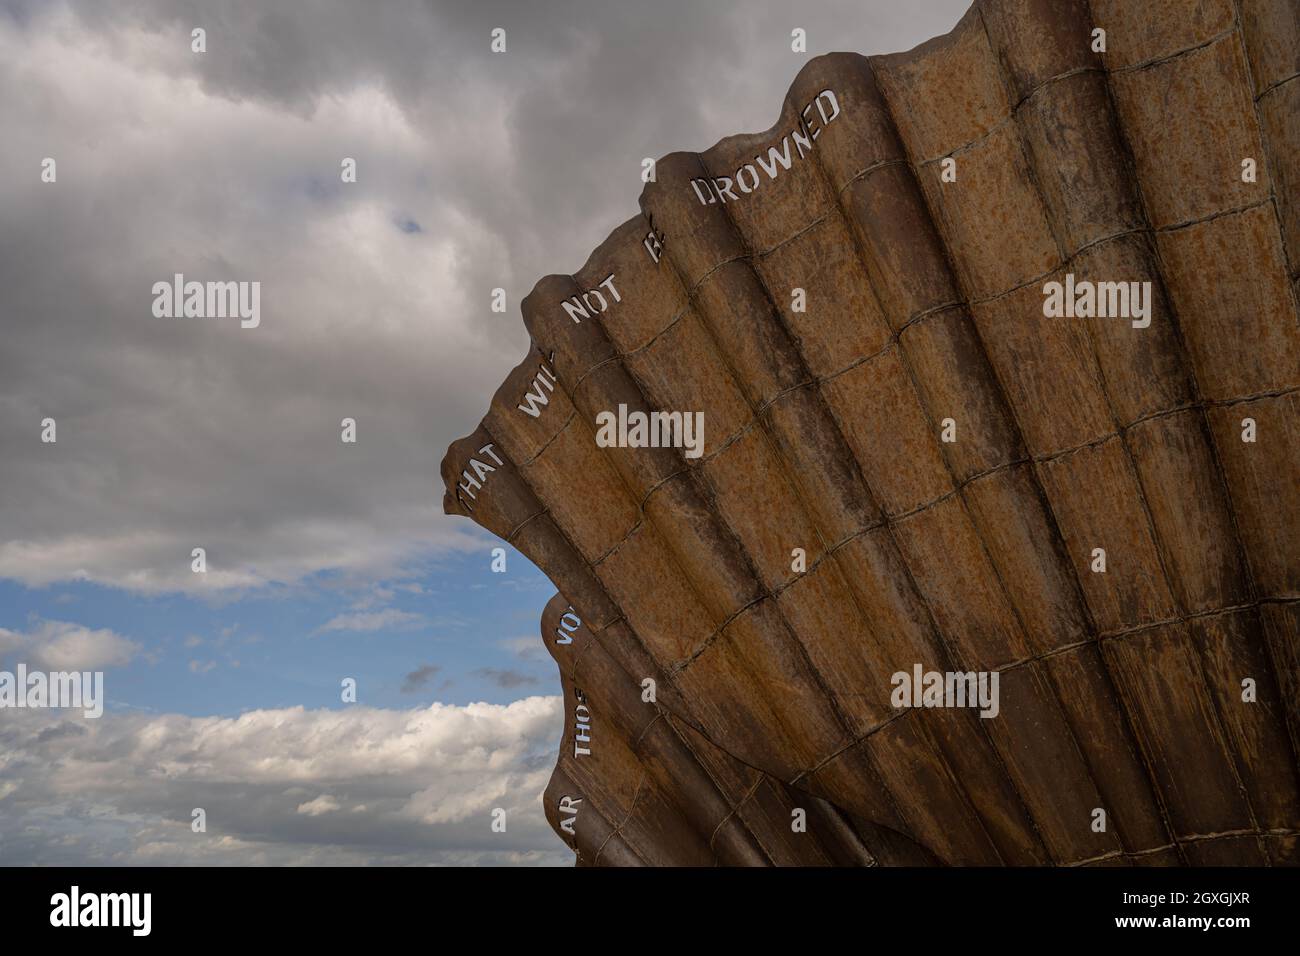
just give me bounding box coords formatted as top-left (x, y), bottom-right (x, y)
top-left (441, 0), bottom-right (1300, 866)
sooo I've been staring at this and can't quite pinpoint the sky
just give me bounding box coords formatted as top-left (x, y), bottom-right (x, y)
top-left (0, 0), bottom-right (970, 865)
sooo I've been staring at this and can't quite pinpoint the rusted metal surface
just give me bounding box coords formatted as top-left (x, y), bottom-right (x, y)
top-left (442, 0), bottom-right (1300, 865)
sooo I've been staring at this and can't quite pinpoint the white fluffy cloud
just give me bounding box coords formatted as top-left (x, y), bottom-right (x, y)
top-left (318, 608), bottom-right (425, 633)
top-left (0, 618), bottom-right (140, 671)
top-left (296, 795), bottom-right (342, 816)
top-left (0, 697), bottom-right (568, 865)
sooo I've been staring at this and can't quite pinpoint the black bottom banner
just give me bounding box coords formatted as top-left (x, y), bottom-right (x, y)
top-left (3, 865), bottom-right (1293, 943)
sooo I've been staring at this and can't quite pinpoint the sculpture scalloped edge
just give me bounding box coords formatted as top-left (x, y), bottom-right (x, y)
top-left (441, 0), bottom-right (1300, 866)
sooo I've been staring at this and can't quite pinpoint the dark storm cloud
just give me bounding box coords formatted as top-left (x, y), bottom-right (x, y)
top-left (474, 667), bottom-right (540, 689)
top-left (401, 662), bottom-right (440, 692)
top-left (0, 0), bottom-right (967, 595)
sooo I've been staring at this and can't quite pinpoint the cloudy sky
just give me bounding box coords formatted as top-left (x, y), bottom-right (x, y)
top-left (0, 0), bottom-right (968, 865)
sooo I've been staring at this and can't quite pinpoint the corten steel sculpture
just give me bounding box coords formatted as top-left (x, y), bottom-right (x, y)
top-left (442, 0), bottom-right (1300, 866)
